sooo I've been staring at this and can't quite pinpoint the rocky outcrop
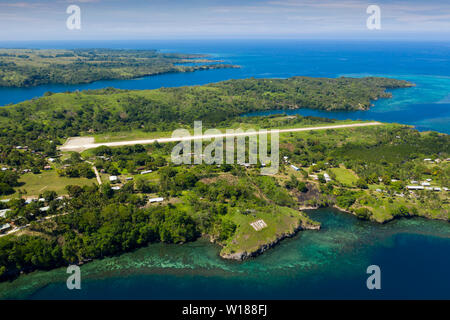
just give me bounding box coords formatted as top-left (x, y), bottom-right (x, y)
top-left (220, 219), bottom-right (320, 261)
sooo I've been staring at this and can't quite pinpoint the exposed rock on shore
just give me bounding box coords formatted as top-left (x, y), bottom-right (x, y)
top-left (220, 218), bottom-right (320, 261)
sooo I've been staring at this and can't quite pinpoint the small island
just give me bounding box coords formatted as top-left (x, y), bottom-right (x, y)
top-left (0, 48), bottom-right (239, 87)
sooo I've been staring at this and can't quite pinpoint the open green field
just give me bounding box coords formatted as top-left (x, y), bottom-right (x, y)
top-left (2, 171), bottom-right (97, 198)
top-left (330, 167), bottom-right (359, 186)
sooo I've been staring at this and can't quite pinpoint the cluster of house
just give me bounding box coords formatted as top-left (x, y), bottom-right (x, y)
top-left (109, 176), bottom-right (122, 190)
top-left (287, 157), bottom-right (333, 183)
top-left (108, 174), bottom-right (164, 203)
top-left (406, 179), bottom-right (447, 192)
top-left (2, 167), bottom-right (33, 174)
top-left (1, 157), bottom-right (56, 173)
top-left (423, 158), bottom-right (449, 164)
top-left (291, 164), bottom-right (333, 183)
top-left (109, 175), bottom-right (136, 190)
top-left (406, 185), bottom-right (446, 191)
top-left (0, 196), bottom-right (66, 234)
top-left (108, 169), bottom-right (153, 190)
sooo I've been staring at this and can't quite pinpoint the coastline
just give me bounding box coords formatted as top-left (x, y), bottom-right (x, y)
top-left (219, 202), bottom-right (449, 262)
top-left (332, 205), bottom-right (449, 224)
top-left (219, 216), bottom-right (321, 261)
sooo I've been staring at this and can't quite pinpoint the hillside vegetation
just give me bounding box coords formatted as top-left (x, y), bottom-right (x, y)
top-left (0, 76), bottom-right (412, 149)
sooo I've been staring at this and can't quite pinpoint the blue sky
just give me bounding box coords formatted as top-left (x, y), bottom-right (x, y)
top-left (0, 0), bottom-right (449, 40)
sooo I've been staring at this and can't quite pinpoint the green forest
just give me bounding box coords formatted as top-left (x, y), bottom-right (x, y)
top-left (0, 48), bottom-right (238, 87)
top-left (0, 76), bottom-right (412, 149)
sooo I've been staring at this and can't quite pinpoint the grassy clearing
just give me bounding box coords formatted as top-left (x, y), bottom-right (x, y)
top-left (330, 167), bottom-right (359, 186)
top-left (9, 171), bottom-right (96, 197)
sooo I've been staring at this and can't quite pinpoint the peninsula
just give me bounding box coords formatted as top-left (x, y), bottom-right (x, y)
top-left (0, 48), bottom-right (239, 87)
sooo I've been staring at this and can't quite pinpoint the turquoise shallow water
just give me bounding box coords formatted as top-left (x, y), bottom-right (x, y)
top-left (1, 208), bottom-right (449, 299)
top-left (245, 74), bottom-right (450, 133)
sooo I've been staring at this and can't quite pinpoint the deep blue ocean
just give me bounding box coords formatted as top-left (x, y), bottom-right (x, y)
top-left (0, 40), bottom-right (449, 299)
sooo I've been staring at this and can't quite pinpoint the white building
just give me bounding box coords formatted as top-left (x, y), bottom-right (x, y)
top-left (140, 170), bottom-right (153, 175)
top-left (0, 223), bottom-right (11, 233)
top-left (290, 165), bottom-right (300, 171)
top-left (324, 173), bottom-right (332, 182)
top-left (407, 186), bottom-right (424, 190)
top-left (421, 182), bottom-right (431, 186)
top-left (39, 206), bottom-right (50, 212)
top-left (109, 175), bottom-right (118, 182)
top-left (111, 186), bottom-right (121, 190)
top-left (149, 197), bottom-right (164, 203)
top-left (0, 209), bottom-right (11, 218)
